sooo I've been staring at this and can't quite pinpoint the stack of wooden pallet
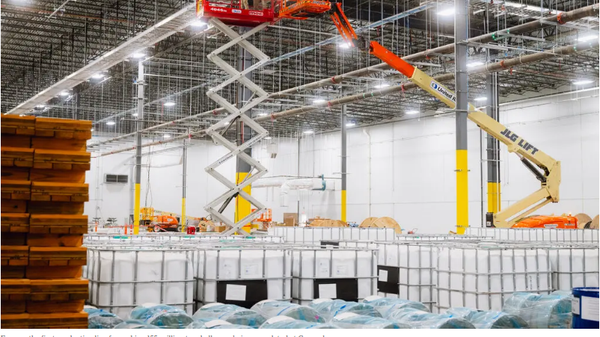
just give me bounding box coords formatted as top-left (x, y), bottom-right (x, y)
top-left (1, 115), bottom-right (91, 329)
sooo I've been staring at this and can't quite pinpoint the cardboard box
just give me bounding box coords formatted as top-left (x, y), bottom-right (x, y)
top-left (283, 213), bottom-right (298, 227)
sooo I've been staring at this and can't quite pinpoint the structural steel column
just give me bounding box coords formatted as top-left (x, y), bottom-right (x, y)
top-left (341, 105), bottom-right (347, 222)
top-left (486, 72), bottom-right (501, 226)
top-left (181, 135), bottom-right (188, 232)
top-left (235, 28), bottom-right (253, 233)
top-left (455, 0), bottom-right (469, 234)
top-left (133, 61), bottom-right (144, 235)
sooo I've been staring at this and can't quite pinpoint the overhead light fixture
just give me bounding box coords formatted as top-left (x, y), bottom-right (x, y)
top-left (467, 62), bottom-right (484, 68)
top-left (106, 121), bottom-right (115, 126)
top-left (224, 122), bottom-right (230, 125)
top-left (36, 104), bottom-right (45, 109)
top-left (91, 73), bottom-right (104, 79)
top-left (163, 134), bottom-right (171, 139)
top-left (346, 122), bottom-right (356, 127)
top-left (374, 83), bottom-right (390, 89)
top-left (303, 130), bottom-right (314, 134)
top-left (474, 97), bottom-right (487, 101)
top-left (339, 43), bottom-right (351, 49)
top-left (132, 113), bottom-right (138, 117)
top-left (313, 99), bottom-right (326, 104)
top-left (257, 112), bottom-right (268, 117)
top-left (406, 110), bottom-right (419, 115)
top-left (131, 52), bottom-right (146, 59)
top-left (578, 35), bottom-right (598, 42)
top-left (191, 20), bottom-right (207, 27)
top-left (572, 80), bottom-right (593, 85)
top-left (264, 136), bottom-right (272, 140)
top-left (437, 8), bottom-right (455, 16)
top-left (91, 128), bottom-right (94, 132)
top-left (59, 91), bottom-right (70, 97)
top-left (164, 102), bottom-right (176, 107)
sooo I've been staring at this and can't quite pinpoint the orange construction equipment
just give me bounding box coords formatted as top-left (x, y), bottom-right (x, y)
top-left (512, 215), bottom-right (578, 229)
top-left (149, 215), bottom-right (179, 232)
top-left (278, 0), bottom-right (332, 20)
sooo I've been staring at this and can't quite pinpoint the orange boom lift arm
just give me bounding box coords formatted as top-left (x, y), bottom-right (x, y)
top-left (327, 3), bottom-right (561, 229)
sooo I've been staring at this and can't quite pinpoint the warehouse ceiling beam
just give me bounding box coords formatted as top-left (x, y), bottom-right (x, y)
top-left (5, 2), bottom-right (197, 116)
top-left (94, 39), bottom-right (598, 157)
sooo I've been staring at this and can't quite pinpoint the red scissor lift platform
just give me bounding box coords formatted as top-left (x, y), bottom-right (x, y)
top-left (196, 0), bottom-right (276, 26)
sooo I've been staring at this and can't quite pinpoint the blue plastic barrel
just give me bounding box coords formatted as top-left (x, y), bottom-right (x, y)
top-left (572, 287), bottom-right (599, 329)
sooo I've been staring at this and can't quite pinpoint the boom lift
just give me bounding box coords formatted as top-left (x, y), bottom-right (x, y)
top-left (322, 3), bottom-right (561, 228)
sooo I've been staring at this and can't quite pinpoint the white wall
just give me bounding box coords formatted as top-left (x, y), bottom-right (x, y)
top-left (86, 89), bottom-right (599, 233)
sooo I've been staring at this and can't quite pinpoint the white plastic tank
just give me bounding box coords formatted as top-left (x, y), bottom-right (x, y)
top-left (268, 227), bottom-right (395, 243)
top-left (465, 228), bottom-right (599, 243)
top-left (291, 247), bottom-right (377, 305)
top-left (546, 242), bottom-right (599, 290)
top-left (86, 245), bottom-right (195, 319)
top-left (193, 245), bottom-right (292, 307)
top-left (435, 243), bottom-right (552, 311)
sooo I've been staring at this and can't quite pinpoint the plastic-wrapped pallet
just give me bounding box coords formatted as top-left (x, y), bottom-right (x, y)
top-left (185, 319), bottom-right (254, 329)
top-left (436, 243), bottom-right (552, 311)
top-left (330, 312), bottom-right (409, 329)
top-left (445, 307), bottom-right (528, 329)
top-left (503, 292), bottom-right (572, 328)
top-left (363, 296), bottom-right (429, 317)
top-left (192, 303), bottom-right (265, 327)
top-left (129, 304), bottom-right (193, 329)
top-left (185, 318), bottom-right (214, 329)
top-left (309, 299), bottom-right (381, 321)
top-left (389, 307), bottom-right (475, 329)
top-left (251, 300), bottom-right (325, 322)
top-left (114, 319), bottom-right (161, 329)
top-left (259, 316), bottom-right (340, 329)
top-left (84, 307), bottom-right (124, 329)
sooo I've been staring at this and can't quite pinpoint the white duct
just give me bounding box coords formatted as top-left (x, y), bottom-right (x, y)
top-left (253, 177), bottom-right (336, 207)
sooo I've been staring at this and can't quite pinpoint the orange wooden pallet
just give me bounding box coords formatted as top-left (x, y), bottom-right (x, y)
top-left (32, 137), bottom-right (87, 152)
top-left (1, 135), bottom-right (32, 148)
top-left (1, 246), bottom-right (29, 266)
top-left (0, 313), bottom-right (30, 328)
top-left (29, 279), bottom-right (87, 302)
top-left (1, 213), bottom-right (30, 233)
top-left (1, 180), bottom-right (31, 200)
top-left (29, 311), bottom-right (88, 329)
top-left (26, 266), bottom-right (82, 279)
top-left (1, 167), bottom-right (31, 180)
top-left (1, 115), bottom-right (36, 136)
top-left (28, 247), bottom-right (87, 267)
top-left (26, 300), bottom-right (86, 314)
top-left (30, 182), bottom-right (89, 202)
top-left (1, 300), bottom-right (27, 314)
top-left (33, 149), bottom-right (90, 171)
top-left (29, 214), bottom-right (88, 234)
top-left (1, 279), bottom-right (31, 301)
top-left (1, 147), bottom-right (34, 168)
top-left (35, 118), bottom-right (92, 140)
top-left (27, 234), bottom-right (83, 247)
top-left (30, 169), bottom-right (85, 184)
top-left (28, 201), bottom-right (84, 215)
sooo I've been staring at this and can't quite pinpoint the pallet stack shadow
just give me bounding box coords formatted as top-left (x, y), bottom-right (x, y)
top-left (1, 115), bottom-right (91, 329)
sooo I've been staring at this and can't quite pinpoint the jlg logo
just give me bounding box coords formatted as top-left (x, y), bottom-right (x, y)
top-left (500, 128), bottom-right (539, 155)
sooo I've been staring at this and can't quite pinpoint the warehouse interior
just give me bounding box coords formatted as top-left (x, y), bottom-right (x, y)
top-left (1, 0), bottom-right (599, 331)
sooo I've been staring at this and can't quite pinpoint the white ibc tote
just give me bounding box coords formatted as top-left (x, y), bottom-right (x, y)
top-left (376, 242), bottom-right (438, 310)
top-left (545, 242), bottom-right (599, 290)
top-left (84, 233), bottom-right (284, 244)
top-left (396, 234), bottom-right (492, 241)
top-left (86, 245), bottom-right (195, 319)
top-left (193, 245), bottom-right (292, 307)
top-left (268, 227), bottom-right (395, 243)
top-left (465, 228), bottom-right (599, 243)
top-left (435, 243), bottom-right (552, 312)
top-left (291, 247), bottom-right (377, 305)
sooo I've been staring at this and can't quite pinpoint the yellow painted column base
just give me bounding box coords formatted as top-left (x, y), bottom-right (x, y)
top-left (487, 182), bottom-right (501, 213)
top-left (236, 172), bottom-right (252, 234)
top-left (456, 150), bottom-right (469, 235)
top-left (341, 190), bottom-right (347, 222)
top-left (181, 197), bottom-right (186, 232)
top-left (133, 183), bottom-right (141, 235)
